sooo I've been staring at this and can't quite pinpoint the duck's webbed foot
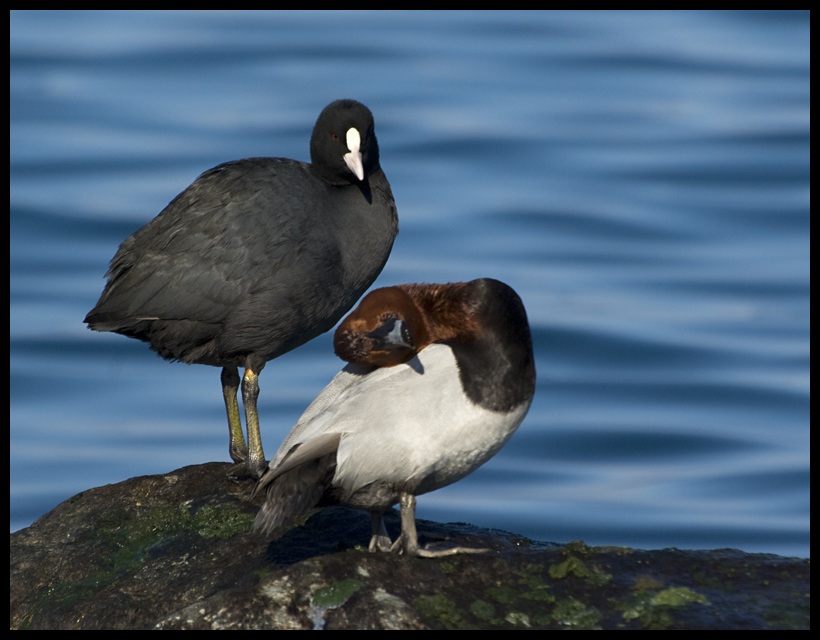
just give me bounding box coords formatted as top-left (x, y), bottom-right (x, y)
top-left (394, 492), bottom-right (489, 558)
top-left (367, 512), bottom-right (394, 552)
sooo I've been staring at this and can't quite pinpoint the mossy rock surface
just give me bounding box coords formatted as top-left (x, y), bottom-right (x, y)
top-left (9, 462), bottom-right (810, 630)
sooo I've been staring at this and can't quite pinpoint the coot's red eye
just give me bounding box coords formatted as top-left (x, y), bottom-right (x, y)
top-left (331, 133), bottom-right (339, 141)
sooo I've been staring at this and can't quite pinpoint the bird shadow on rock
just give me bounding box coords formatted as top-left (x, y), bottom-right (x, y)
top-left (262, 504), bottom-right (556, 565)
top-left (261, 506), bottom-right (379, 565)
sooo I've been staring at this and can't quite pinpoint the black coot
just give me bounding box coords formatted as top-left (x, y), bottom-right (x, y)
top-left (84, 99), bottom-right (398, 478)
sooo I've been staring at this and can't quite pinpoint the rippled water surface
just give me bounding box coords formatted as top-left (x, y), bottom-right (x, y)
top-left (10, 10), bottom-right (810, 558)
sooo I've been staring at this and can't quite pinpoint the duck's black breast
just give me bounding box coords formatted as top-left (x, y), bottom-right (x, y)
top-left (446, 278), bottom-right (536, 413)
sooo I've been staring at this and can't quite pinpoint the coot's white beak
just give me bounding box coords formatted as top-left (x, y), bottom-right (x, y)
top-left (343, 127), bottom-right (364, 181)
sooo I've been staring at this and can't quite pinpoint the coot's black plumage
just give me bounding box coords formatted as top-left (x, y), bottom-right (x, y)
top-left (84, 99), bottom-right (398, 478)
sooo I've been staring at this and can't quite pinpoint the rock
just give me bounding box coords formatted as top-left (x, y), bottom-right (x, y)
top-left (9, 462), bottom-right (809, 630)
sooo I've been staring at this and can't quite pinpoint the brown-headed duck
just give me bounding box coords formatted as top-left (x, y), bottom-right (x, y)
top-left (252, 278), bottom-right (535, 557)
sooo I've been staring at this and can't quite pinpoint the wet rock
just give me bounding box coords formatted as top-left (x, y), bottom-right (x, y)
top-left (9, 462), bottom-right (810, 630)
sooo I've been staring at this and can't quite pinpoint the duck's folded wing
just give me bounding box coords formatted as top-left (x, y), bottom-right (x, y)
top-left (250, 431), bottom-right (342, 538)
top-left (252, 432), bottom-right (341, 497)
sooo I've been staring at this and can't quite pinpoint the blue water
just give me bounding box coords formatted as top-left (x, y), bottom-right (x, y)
top-left (10, 10), bottom-right (810, 559)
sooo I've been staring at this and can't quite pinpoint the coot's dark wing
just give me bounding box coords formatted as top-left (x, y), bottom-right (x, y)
top-left (85, 158), bottom-right (334, 363)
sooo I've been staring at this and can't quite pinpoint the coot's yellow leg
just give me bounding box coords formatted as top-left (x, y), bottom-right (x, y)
top-left (221, 366), bottom-right (247, 464)
top-left (242, 367), bottom-right (267, 479)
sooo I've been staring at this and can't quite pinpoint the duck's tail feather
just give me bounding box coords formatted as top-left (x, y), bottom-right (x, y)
top-left (251, 452), bottom-right (336, 539)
